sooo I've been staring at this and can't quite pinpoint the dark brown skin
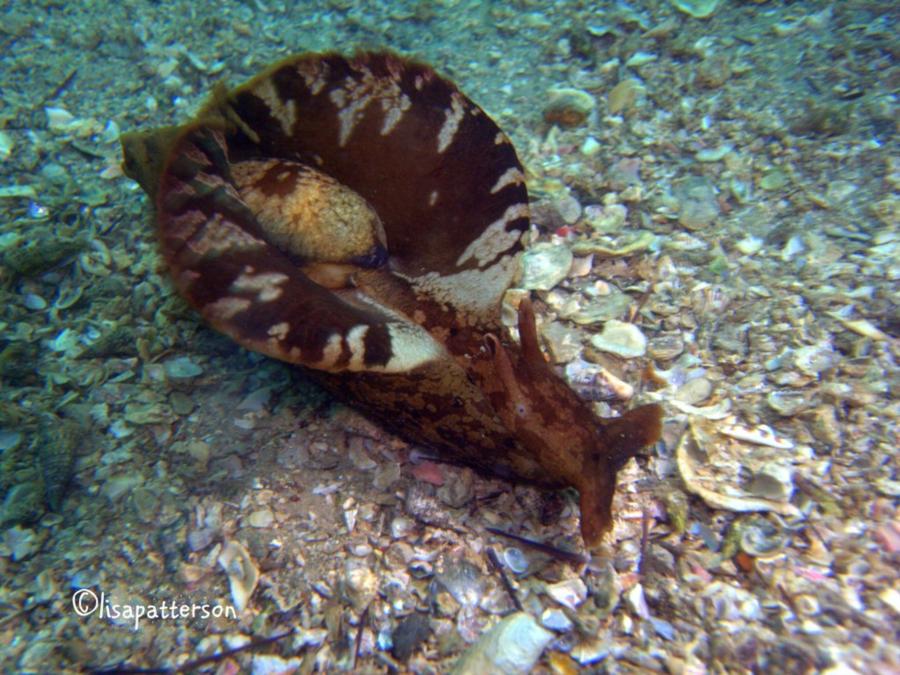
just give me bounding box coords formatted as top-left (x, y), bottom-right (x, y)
top-left (120, 51), bottom-right (663, 548)
top-left (481, 299), bottom-right (662, 544)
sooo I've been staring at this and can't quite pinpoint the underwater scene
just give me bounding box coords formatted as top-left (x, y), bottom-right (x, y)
top-left (0, 0), bottom-right (897, 672)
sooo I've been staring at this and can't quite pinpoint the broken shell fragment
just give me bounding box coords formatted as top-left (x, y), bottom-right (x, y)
top-left (677, 417), bottom-right (801, 518)
top-left (543, 87), bottom-right (596, 128)
top-left (217, 541), bottom-right (259, 613)
top-left (737, 515), bottom-right (787, 559)
top-left (590, 320), bottom-right (647, 358)
top-left (519, 243), bottom-right (573, 290)
top-left (719, 417), bottom-right (794, 449)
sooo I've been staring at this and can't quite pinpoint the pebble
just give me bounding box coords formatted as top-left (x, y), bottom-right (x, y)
top-left (766, 389), bottom-right (812, 416)
top-left (44, 106), bottom-right (76, 131)
top-left (163, 356), bottom-right (203, 380)
top-left (624, 583), bottom-right (651, 619)
top-left (792, 342), bottom-right (835, 376)
top-left (3, 526), bottom-right (39, 561)
top-left (251, 655), bottom-right (304, 675)
top-left (625, 51), bottom-right (656, 67)
top-left (436, 559), bottom-right (483, 607)
top-left (735, 236), bottom-right (764, 256)
top-left (452, 612), bottom-right (553, 675)
top-left (542, 321), bottom-right (583, 363)
top-left (344, 559), bottom-right (378, 611)
top-left (391, 612), bottom-right (431, 661)
top-left (437, 468), bottom-right (474, 508)
top-left (541, 608), bottom-right (573, 632)
top-left (373, 462), bottom-right (401, 490)
top-left (187, 527), bottom-right (215, 552)
top-left (0, 130), bottom-right (12, 161)
top-left (519, 243), bottom-right (573, 291)
top-left (670, 0), bottom-right (720, 19)
top-left (543, 87), bottom-right (596, 128)
top-left (560, 288), bottom-right (631, 324)
top-left (169, 391), bottom-right (195, 416)
top-left (675, 376), bottom-right (713, 405)
top-left (676, 176), bottom-right (719, 230)
top-left (696, 144), bottom-right (733, 162)
top-left (248, 509), bottom-right (274, 528)
top-left (23, 293), bottom-right (47, 310)
top-left (555, 193), bottom-right (582, 224)
top-left (131, 487), bottom-right (159, 522)
top-left (102, 473), bottom-right (143, 500)
top-left (747, 462), bottom-right (794, 502)
top-left (607, 79), bottom-right (642, 115)
top-left (589, 320), bottom-right (647, 358)
top-left (545, 577), bottom-right (587, 610)
top-left (647, 334), bottom-right (684, 361)
top-left (580, 136), bottom-right (601, 156)
top-left (0, 430), bottom-right (22, 452)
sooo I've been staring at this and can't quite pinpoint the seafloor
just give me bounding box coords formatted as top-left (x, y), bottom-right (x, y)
top-left (0, 0), bottom-right (897, 673)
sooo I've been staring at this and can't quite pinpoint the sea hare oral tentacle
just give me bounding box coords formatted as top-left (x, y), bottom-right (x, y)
top-left (121, 50), bottom-right (663, 548)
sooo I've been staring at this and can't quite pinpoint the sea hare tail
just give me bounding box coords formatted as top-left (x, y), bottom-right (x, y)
top-left (601, 403), bottom-right (663, 470)
top-left (579, 403), bottom-right (663, 546)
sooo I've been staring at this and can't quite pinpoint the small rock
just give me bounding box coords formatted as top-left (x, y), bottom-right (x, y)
top-left (131, 486), bottom-right (159, 522)
top-left (373, 462), bottom-right (401, 490)
top-left (555, 193), bottom-right (582, 225)
top-left (248, 509), bottom-right (274, 528)
top-left (102, 473), bottom-right (143, 501)
top-left (436, 558), bottom-right (483, 607)
top-left (624, 583), bottom-right (650, 619)
top-left (581, 136), bottom-right (601, 156)
top-left (670, 0), bottom-right (720, 19)
top-left (451, 612), bottom-right (553, 675)
top-left (519, 243), bottom-right (573, 291)
top-left (3, 525), bottom-right (39, 561)
top-left (343, 558), bottom-right (378, 611)
top-left (543, 87), bottom-right (596, 128)
top-left (792, 342), bottom-right (835, 376)
top-left (676, 175), bottom-right (719, 230)
top-left (607, 79), bottom-right (643, 115)
top-left (437, 468), bottom-right (475, 508)
top-left (541, 608), bottom-right (573, 632)
top-left (647, 334), bottom-right (684, 361)
top-left (392, 612), bottom-right (431, 660)
top-left (675, 376), bottom-right (713, 405)
top-left (22, 293), bottom-right (47, 310)
top-left (187, 528), bottom-right (215, 552)
top-left (583, 203), bottom-right (627, 233)
top-left (590, 320), bottom-right (647, 358)
top-left (766, 389), bottom-right (812, 416)
top-left (251, 654), bottom-right (304, 675)
top-left (748, 462), bottom-right (794, 502)
top-left (546, 577), bottom-right (588, 610)
top-left (163, 356), bottom-right (203, 380)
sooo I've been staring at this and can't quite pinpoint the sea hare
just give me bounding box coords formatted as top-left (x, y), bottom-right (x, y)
top-left (121, 51), bottom-right (663, 547)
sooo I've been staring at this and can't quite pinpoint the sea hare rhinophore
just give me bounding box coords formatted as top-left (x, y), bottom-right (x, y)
top-left (121, 51), bottom-right (662, 547)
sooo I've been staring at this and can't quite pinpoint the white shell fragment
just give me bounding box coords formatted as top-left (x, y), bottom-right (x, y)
top-left (677, 416), bottom-right (801, 518)
top-left (519, 243), bottom-right (573, 291)
top-left (545, 577), bottom-right (588, 610)
top-left (718, 417), bottom-right (794, 449)
top-left (590, 320), bottom-right (647, 358)
top-left (217, 541), bottom-right (259, 613)
top-left (451, 612), bottom-right (553, 675)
